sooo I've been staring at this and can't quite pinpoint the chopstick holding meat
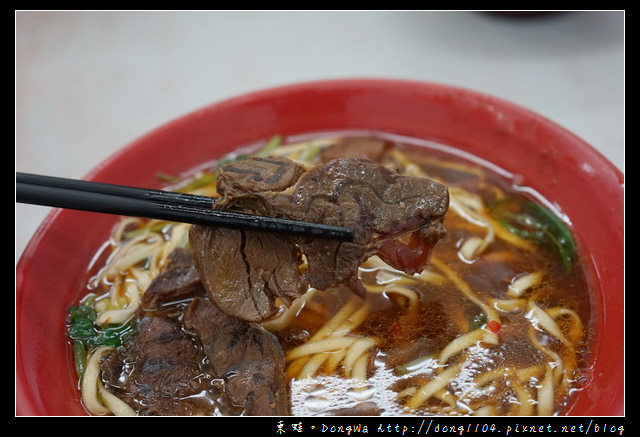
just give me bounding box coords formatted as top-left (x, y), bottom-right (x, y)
top-left (189, 156), bottom-right (449, 322)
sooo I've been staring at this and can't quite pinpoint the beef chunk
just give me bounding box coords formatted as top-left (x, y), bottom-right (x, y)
top-left (217, 156), bottom-right (306, 198)
top-left (190, 156), bottom-right (449, 322)
top-left (182, 297), bottom-right (290, 416)
top-left (189, 227), bottom-right (306, 322)
top-left (142, 248), bottom-right (205, 310)
top-left (101, 316), bottom-right (212, 416)
top-left (100, 302), bottom-right (289, 416)
top-left (284, 157), bottom-right (448, 289)
top-left (320, 136), bottom-right (389, 163)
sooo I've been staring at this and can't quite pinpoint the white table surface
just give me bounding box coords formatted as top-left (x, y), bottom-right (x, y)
top-left (15, 10), bottom-right (625, 263)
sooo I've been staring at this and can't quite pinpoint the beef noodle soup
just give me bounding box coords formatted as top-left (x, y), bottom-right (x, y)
top-left (66, 133), bottom-right (593, 416)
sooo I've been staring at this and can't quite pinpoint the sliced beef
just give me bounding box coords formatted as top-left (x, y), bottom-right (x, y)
top-left (320, 136), bottom-right (389, 163)
top-left (189, 227), bottom-right (306, 322)
top-left (217, 156), bottom-right (306, 198)
top-left (285, 157), bottom-right (448, 290)
top-left (190, 156), bottom-right (449, 322)
top-left (101, 316), bottom-right (213, 416)
top-left (101, 301), bottom-right (289, 416)
top-left (141, 248), bottom-right (205, 310)
top-left (182, 297), bottom-right (290, 416)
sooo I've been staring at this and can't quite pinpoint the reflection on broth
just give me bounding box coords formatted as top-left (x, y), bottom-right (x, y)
top-left (66, 132), bottom-right (593, 416)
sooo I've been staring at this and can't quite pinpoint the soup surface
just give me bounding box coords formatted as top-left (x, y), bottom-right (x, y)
top-left (66, 132), bottom-right (594, 416)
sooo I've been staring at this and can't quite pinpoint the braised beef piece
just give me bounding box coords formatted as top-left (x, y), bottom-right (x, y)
top-left (190, 156), bottom-right (449, 322)
top-left (183, 297), bottom-right (290, 416)
top-left (101, 316), bottom-right (213, 416)
top-left (217, 155), bottom-right (306, 200)
top-left (141, 248), bottom-right (205, 310)
top-left (101, 301), bottom-right (289, 416)
top-left (320, 136), bottom-right (388, 163)
top-left (284, 157), bottom-right (449, 288)
top-left (188, 227), bottom-right (306, 323)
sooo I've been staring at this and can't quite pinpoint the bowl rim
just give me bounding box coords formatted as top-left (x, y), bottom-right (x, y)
top-left (16, 77), bottom-right (624, 417)
top-left (99, 78), bottom-right (625, 177)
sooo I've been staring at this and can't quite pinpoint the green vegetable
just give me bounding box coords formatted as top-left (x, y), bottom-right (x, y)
top-left (67, 305), bottom-right (133, 347)
top-left (255, 135), bottom-right (282, 157)
top-left (67, 305), bottom-right (94, 340)
top-left (490, 198), bottom-right (576, 271)
top-left (470, 311), bottom-right (488, 330)
top-left (72, 340), bottom-right (87, 378)
top-left (298, 143), bottom-right (321, 162)
top-left (66, 304), bottom-right (134, 377)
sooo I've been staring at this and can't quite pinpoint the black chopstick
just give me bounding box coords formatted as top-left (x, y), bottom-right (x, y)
top-left (16, 173), bottom-right (355, 242)
top-left (17, 172), bottom-right (215, 209)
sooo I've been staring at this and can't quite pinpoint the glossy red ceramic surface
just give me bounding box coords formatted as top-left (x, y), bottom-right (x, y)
top-left (16, 79), bottom-right (624, 416)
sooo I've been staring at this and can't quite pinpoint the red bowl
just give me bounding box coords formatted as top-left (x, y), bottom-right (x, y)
top-left (16, 78), bottom-right (624, 416)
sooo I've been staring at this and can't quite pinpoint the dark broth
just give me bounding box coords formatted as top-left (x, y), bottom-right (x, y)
top-left (274, 134), bottom-right (593, 415)
top-left (68, 132), bottom-right (594, 416)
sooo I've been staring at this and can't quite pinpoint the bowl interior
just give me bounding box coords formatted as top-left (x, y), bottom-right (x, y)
top-left (16, 79), bottom-right (624, 416)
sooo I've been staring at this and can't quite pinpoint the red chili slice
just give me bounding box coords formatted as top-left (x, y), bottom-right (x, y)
top-left (487, 320), bottom-right (502, 334)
